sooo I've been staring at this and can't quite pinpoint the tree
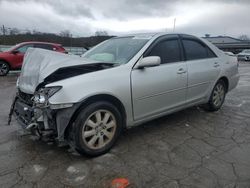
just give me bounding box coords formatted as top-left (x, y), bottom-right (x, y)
top-left (24, 29), bottom-right (31, 35)
top-left (32, 29), bottom-right (41, 35)
top-left (95, 30), bottom-right (108, 36)
top-left (60, 30), bottom-right (71, 37)
top-left (238, 35), bottom-right (250, 41)
top-left (9, 28), bottom-right (20, 35)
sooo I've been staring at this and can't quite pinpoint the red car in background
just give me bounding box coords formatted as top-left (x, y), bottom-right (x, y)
top-left (0, 41), bottom-right (66, 76)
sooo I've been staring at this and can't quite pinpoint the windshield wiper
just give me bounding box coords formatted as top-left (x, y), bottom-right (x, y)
top-left (92, 62), bottom-right (119, 67)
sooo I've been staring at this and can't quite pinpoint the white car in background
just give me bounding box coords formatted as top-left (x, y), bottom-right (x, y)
top-left (224, 51), bottom-right (238, 65)
top-left (237, 49), bottom-right (250, 61)
top-left (224, 51), bottom-right (235, 57)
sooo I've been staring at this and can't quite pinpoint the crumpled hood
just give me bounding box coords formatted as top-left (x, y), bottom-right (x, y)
top-left (18, 48), bottom-right (99, 94)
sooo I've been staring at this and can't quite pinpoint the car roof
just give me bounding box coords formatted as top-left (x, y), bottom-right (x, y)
top-left (114, 32), bottom-right (195, 39)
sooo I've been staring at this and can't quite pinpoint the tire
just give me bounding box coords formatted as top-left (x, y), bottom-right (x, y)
top-left (69, 101), bottom-right (123, 157)
top-left (203, 80), bottom-right (226, 112)
top-left (0, 61), bottom-right (10, 76)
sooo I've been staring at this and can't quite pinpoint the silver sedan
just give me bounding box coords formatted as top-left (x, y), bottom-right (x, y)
top-left (12, 33), bottom-right (240, 156)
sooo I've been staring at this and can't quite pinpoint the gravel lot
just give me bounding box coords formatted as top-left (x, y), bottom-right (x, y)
top-left (0, 63), bottom-right (250, 188)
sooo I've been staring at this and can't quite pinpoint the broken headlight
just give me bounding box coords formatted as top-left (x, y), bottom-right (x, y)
top-left (33, 86), bottom-right (62, 106)
top-left (43, 86), bottom-right (62, 98)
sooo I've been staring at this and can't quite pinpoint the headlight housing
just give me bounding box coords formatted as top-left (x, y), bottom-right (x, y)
top-left (42, 86), bottom-right (62, 98)
top-left (33, 86), bottom-right (62, 106)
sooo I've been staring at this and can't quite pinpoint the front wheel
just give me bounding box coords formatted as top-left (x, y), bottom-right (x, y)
top-left (70, 101), bottom-right (123, 157)
top-left (0, 61), bottom-right (10, 76)
top-left (204, 80), bottom-right (226, 111)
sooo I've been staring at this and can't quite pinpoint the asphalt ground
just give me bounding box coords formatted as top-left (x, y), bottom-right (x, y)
top-left (0, 62), bottom-right (250, 188)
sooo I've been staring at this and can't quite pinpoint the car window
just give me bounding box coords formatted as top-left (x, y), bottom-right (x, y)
top-left (34, 44), bottom-right (54, 50)
top-left (207, 47), bottom-right (217, 58)
top-left (146, 39), bottom-right (181, 64)
top-left (182, 39), bottom-right (216, 60)
top-left (83, 37), bottom-right (149, 64)
top-left (16, 44), bottom-right (33, 53)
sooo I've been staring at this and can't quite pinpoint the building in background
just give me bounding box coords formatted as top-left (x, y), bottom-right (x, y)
top-left (203, 35), bottom-right (250, 54)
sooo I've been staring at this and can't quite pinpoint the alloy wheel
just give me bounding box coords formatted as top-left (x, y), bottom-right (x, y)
top-left (82, 110), bottom-right (117, 149)
top-left (0, 62), bottom-right (9, 76)
top-left (212, 83), bottom-right (225, 107)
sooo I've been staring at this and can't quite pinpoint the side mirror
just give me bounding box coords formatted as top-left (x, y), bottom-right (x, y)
top-left (137, 56), bottom-right (161, 69)
top-left (12, 50), bottom-right (19, 54)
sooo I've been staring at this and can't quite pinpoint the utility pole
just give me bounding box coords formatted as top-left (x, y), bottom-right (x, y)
top-left (2, 25), bottom-right (6, 36)
top-left (173, 18), bottom-right (176, 32)
top-left (2, 25), bottom-right (6, 45)
top-left (70, 33), bottom-right (72, 51)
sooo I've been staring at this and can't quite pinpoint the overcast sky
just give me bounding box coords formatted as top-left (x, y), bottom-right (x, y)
top-left (0, 0), bottom-right (249, 37)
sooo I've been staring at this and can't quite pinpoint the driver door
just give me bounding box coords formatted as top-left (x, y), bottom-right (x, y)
top-left (131, 36), bottom-right (187, 121)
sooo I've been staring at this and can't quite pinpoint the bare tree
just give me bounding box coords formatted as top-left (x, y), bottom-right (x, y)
top-left (238, 35), bottom-right (250, 41)
top-left (25, 29), bottom-right (32, 35)
top-left (32, 29), bottom-right (42, 35)
top-left (95, 30), bottom-right (108, 36)
top-left (60, 30), bottom-right (71, 37)
top-left (9, 28), bottom-right (20, 35)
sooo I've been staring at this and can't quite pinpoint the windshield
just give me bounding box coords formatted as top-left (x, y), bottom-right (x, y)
top-left (83, 37), bottom-right (149, 64)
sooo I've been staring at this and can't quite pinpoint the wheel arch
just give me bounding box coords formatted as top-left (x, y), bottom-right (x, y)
top-left (64, 94), bottom-right (127, 140)
top-left (218, 76), bottom-right (229, 92)
top-left (0, 59), bottom-right (11, 68)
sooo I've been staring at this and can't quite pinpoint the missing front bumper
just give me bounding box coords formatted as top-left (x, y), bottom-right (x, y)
top-left (8, 93), bottom-right (80, 143)
top-left (14, 99), bottom-right (34, 128)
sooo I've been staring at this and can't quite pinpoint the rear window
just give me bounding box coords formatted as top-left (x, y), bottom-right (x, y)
top-left (182, 39), bottom-right (216, 60)
top-left (34, 44), bottom-right (54, 50)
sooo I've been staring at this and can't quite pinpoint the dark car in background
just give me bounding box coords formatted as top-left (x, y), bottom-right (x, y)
top-left (0, 41), bottom-right (66, 76)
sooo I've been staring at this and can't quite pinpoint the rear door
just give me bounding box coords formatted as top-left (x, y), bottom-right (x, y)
top-left (180, 35), bottom-right (220, 104)
top-left (131, 35), bottom-right (188, 121)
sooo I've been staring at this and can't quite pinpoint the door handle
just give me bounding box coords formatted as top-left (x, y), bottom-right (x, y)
top-left (177, 68), bottom-right (187, 74)
top-left (214, 62), bottom-right (220, 67)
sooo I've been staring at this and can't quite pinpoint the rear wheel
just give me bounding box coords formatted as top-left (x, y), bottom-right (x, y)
top-left (70, 101), bottom-right (122, 157)
top-left (204, 80), bottom-right (226, 111)
top-left (0, 61), bottom-right (10, 76)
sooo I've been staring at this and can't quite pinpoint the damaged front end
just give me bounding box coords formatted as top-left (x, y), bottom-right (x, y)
top-left (9, 84), bottom-right (82, 146)
top-left (8, 48), bottom-right (116, 145)
top-left (9, 86), bottom-right (72, 142)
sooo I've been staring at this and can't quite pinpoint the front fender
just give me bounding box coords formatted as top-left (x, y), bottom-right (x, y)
top-left (47, 65), bottom-right (134, 127)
